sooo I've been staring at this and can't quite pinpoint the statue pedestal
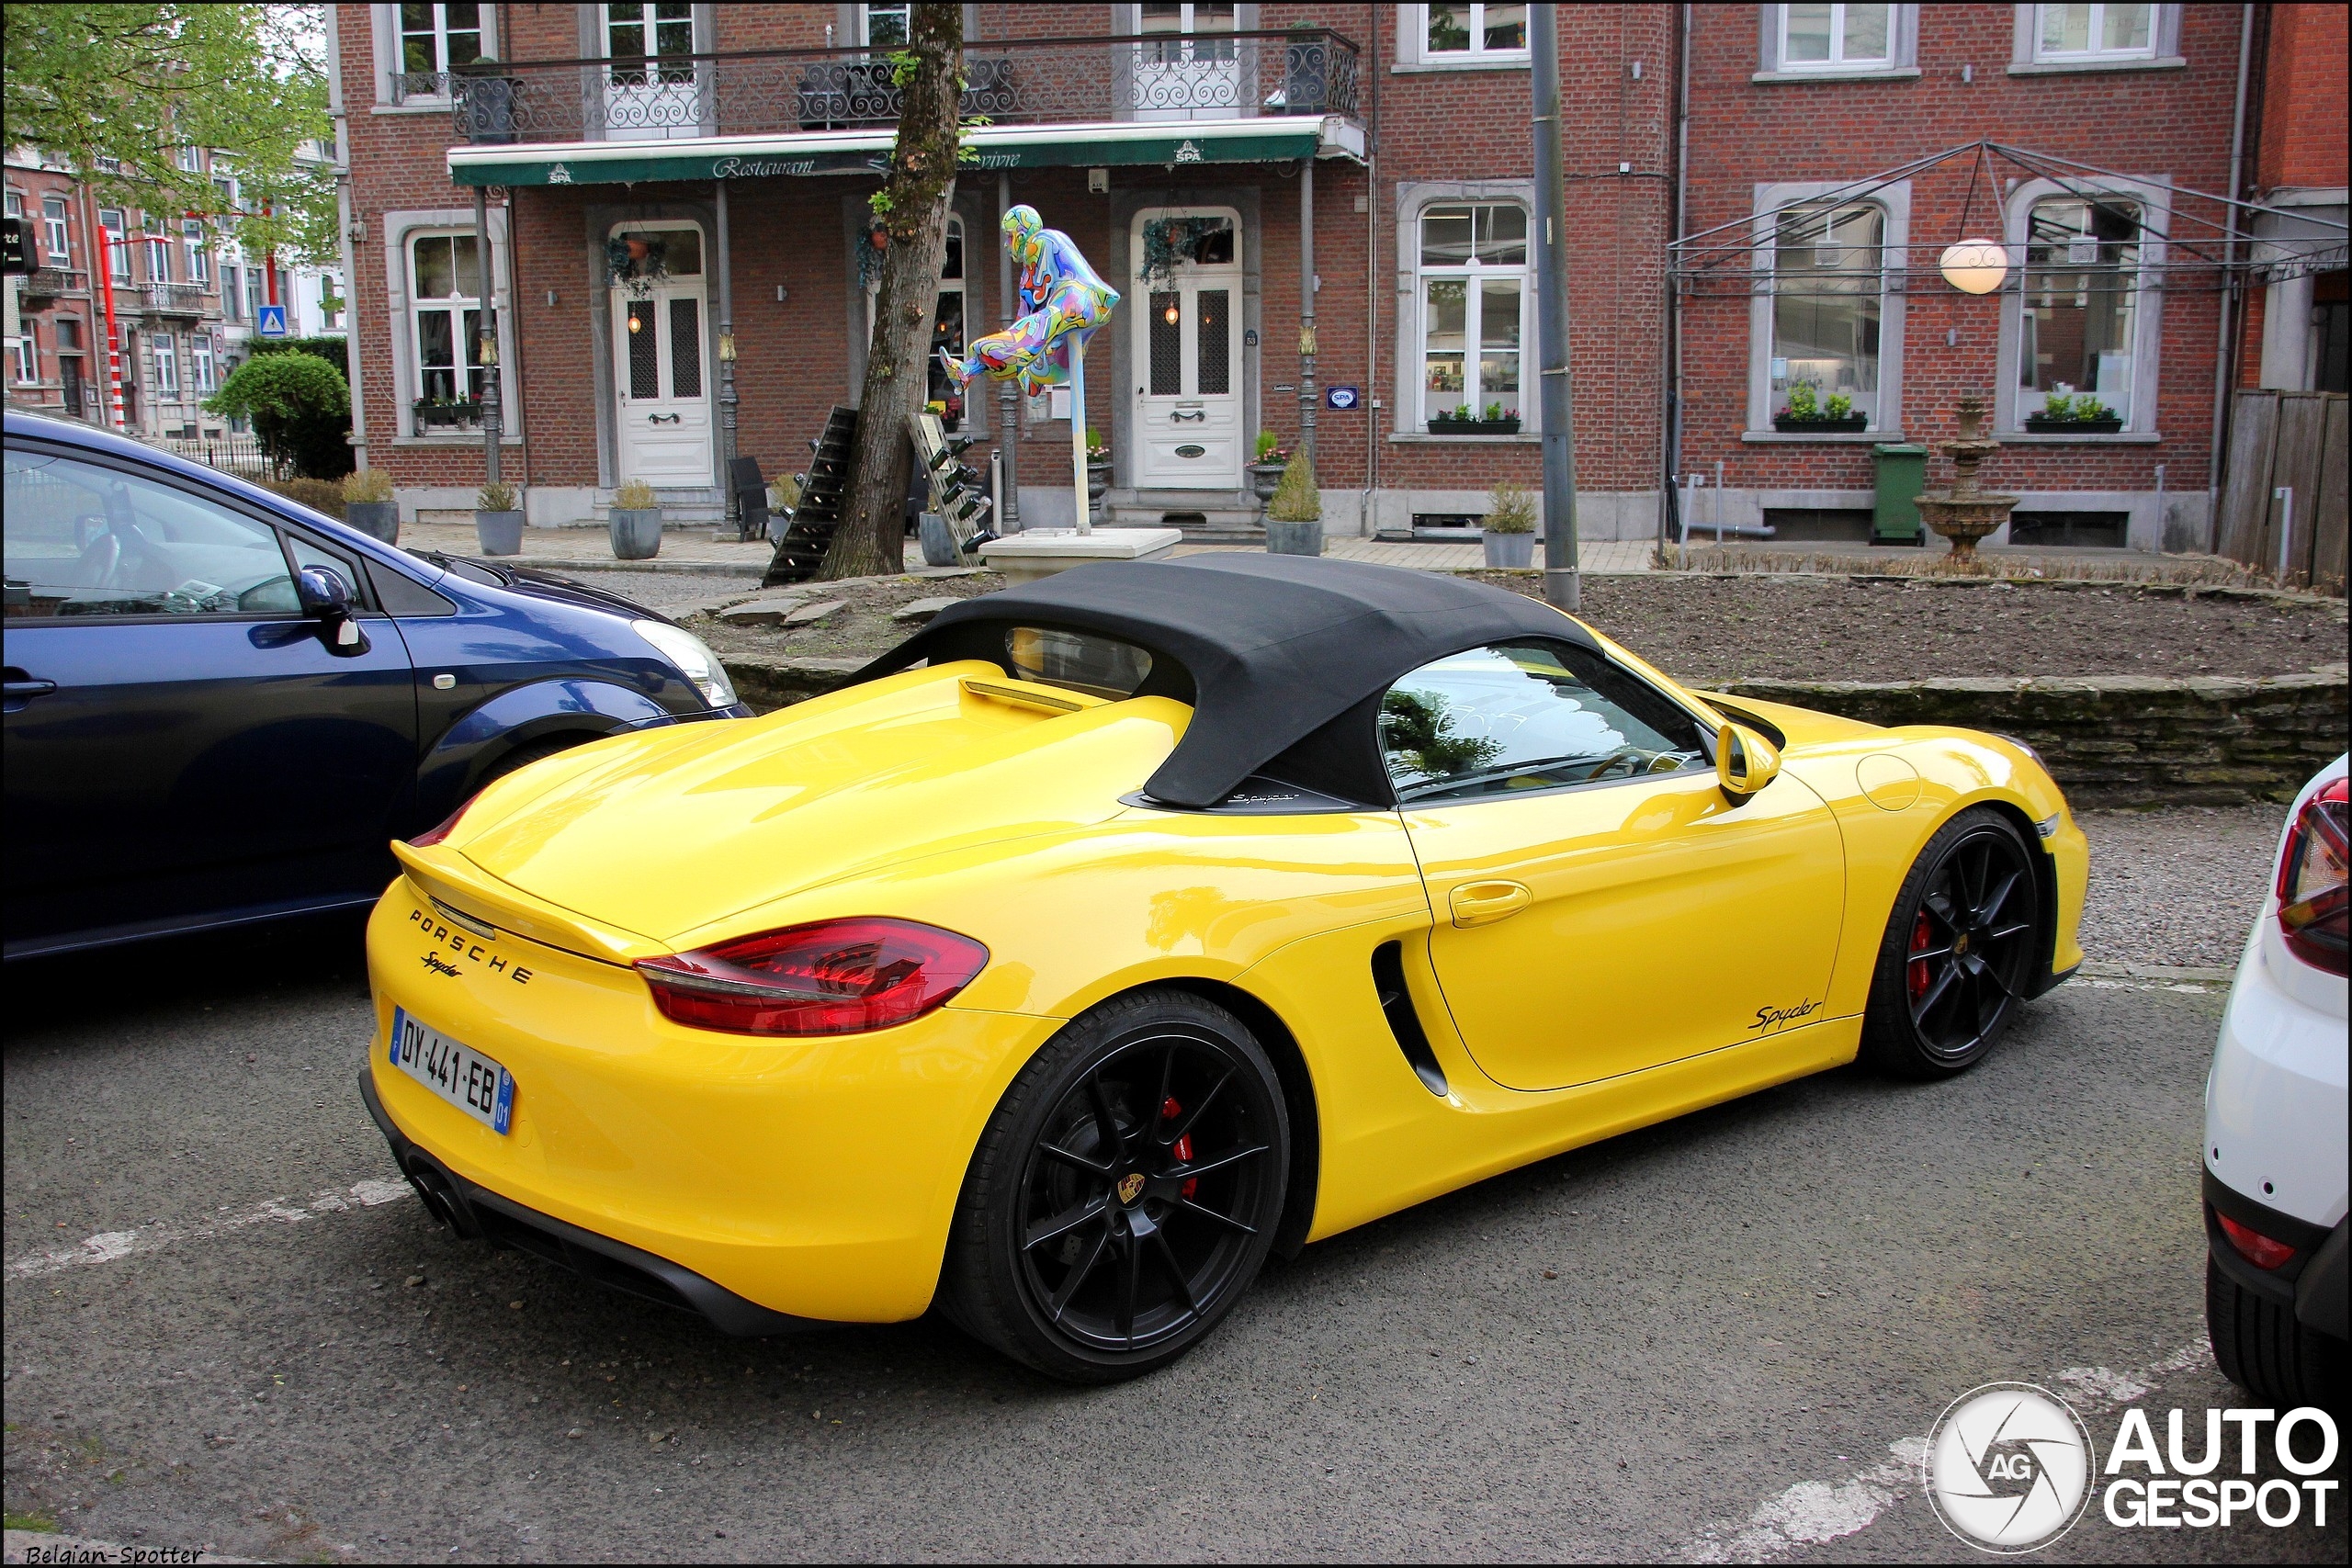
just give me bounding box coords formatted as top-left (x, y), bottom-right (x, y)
top-left (978, 527), bottom-right (1183, 584)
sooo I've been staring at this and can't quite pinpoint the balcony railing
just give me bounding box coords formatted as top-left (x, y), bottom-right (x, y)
top-left (18, 266), bottom-right (88, 304)
top-left (138, 282), bottom-right (209, 318)
top-left (448, 30), bottom-right (1361, 146)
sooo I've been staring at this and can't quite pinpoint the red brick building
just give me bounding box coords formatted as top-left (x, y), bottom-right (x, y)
top-left (327, 3), bottom-right (2344, 550)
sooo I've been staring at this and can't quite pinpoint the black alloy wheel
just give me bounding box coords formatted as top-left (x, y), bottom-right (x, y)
top-left (1862, 807), bottom-right (2041, 1077)
top-left (942, 989), bottom-right (1288, 1382)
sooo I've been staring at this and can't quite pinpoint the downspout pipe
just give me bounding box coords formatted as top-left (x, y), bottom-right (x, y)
top-left (1663, 2), bottom-right (1691, 556)
top-left (2207, 2), bottom-right (2256, 554)
top-left (1364, 0), bottom-right (1379, 536)
top-left (325, 2), bottom-right (366, 468)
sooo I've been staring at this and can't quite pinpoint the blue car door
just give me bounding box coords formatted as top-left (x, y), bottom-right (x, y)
top-left (3, 441), bottom-right (417, 954)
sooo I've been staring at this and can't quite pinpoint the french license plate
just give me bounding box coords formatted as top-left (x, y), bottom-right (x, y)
top-left (390, 1008), bottom-right (514, 1134)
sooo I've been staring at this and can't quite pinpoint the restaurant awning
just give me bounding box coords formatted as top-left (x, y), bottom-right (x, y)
top-left (447, 115), bottom-right (1363, 187)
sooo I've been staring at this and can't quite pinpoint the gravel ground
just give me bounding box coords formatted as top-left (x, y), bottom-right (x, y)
top-left (589, 566), bottom-right (2343, 686)
top-left (2075, 803), bottom-right (2290, 969)
top-left (1467, 572), bottom-right (2345, 684)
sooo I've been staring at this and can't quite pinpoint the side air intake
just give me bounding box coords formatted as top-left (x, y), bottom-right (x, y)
top-left (1372, 940), bottom-right (1449, 1096)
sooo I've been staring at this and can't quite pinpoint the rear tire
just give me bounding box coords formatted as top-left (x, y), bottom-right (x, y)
top-left (2208, 1258), bottom-right (2346, 1409)
top-left (941, 988), bottom-right (1288, 1383)
top-left (1860, 807), bottom-right (2041, 1078)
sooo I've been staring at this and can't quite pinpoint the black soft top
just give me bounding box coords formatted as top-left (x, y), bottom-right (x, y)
top-left (862, 553), bottom-right (1600, 808)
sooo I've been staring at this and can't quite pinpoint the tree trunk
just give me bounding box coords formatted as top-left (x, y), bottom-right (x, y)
top-left (820, 4), bottom-right (963, 580)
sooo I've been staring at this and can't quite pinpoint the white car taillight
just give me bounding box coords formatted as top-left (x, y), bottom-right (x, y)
top-left (2276, 777), bottom-right (2347, 976)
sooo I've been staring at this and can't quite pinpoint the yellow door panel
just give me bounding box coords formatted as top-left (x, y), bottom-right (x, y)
top-left (1406, 769), bottom-right (1847, 1090)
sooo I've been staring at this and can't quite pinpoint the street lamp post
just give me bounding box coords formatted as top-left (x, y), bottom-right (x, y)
top-left (1530, 4), bottom-right (1580, 611)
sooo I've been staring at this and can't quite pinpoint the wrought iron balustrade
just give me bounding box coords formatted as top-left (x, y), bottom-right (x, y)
top-left (140, 282), bottom-right (209, 317)
top-left (18, 266), bottom-right (88, 304)
top-left (448, 29), bottom-right (1361, 146)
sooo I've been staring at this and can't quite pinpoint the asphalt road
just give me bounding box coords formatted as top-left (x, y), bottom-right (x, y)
top-left (5, 917), bottom-right (2343, 1564)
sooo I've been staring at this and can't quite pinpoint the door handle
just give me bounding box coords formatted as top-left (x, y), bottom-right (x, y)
top-left (648, 412), bottom-right (681, 424)
top-left (1449, 880), bottom-right (1532, 928)
top-left (1170, 409), bottom-right (1205, 423)
top-left (4, 677), bottom-right (59, 702)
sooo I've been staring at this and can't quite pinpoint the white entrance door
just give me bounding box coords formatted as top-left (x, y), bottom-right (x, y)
top-left (1134, 210), bottom-right (1243, 491)
top-left (611, 265), bottom-right (711, 486)
top-left (601, 2), bottom-right (704, 141)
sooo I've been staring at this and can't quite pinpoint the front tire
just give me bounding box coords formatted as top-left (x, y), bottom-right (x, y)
top-left (1860, 807), bottom-right (2041, 1078)
top-left (941, 988), bottom-right (1289, 1383)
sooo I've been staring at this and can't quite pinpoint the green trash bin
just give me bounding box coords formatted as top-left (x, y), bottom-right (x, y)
top-left (1871, 443), bottom-right (1928, 545)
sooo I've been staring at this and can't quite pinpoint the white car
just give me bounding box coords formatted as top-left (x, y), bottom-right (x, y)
top-left (2203, 753), bottom-right (2347, 1405)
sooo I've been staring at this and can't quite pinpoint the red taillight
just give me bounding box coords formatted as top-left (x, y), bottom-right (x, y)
top-left (2276, 778), bottom-right (2348, 976)
top-left (635, 918), bottom-right (989, 1037)
top-left (408, 796), bottom-right (474, 848)
top-left (2216, 1210), bottom-right (2297, 1270)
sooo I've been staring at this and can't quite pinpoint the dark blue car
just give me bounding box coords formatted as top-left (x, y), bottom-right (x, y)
top-left (4, 409), bottom-right (748, 961)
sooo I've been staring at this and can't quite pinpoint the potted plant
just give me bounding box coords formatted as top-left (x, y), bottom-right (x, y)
top-left (1085, 428), bottom-right (1112, 508)
top-left (1250, 429), bottom-right (1292, 502)
top-left (1428, 401), bottom-right (1523, 436)
top-left (413, 395), bottom-right (482, 429)
top-left (609, 478), bottom-right (662, 559)
top-left (2024, 391), bottom-right (2124, 434)
top-left (1482, 480), bottom-right (1538, 568)
top-left (1264, 447), bottom-right (1322, 557)
top-left (1771, 381), bottom-right (1868, 433)
top-left (474, 479), bottom-right (524, 556)
top-left (342, 468), bottom-right (399, 545)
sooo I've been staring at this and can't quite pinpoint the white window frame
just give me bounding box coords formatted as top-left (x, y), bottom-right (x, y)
top-left (42, 195), bottom-right (71, 264)
top-left (176, 146), bottom-right (202, 174)
top-left (191, 334), bottom-right (217, 394)
top-left (9, 325), bottom-right (36, 387)
top-left (99, 209), bottom-right (130, 282)
top-left (2031, 3), bottom-right (2154, 60)
top-left (183, 220), bottom-right (211, 286)
top-left (143, 221), bottom-right (171, 284)
top-left (319, 272), bottom-right (345, 330)
top-left (858, 3), bottom-right (910, 47)
top-left (1758, 4), bottom-right (1917, 79)
top-left (1409, 195), bottom-right (1534, 434)
top-left (2010, 4), bottom-right (2181, 73)
top-left (153, 333), bottom-right (179, 396)
top-left (1747, 178), bottom-right (1911, 438)
top-left (381, 207), bottom-right (517, 442)
top-left (1400, 4), bottom-right (1532, 70)
top-left (1996, 174), bottom-right (2168, 436)
top-left (372, 2), bottom-right (498, 107)
top-left (1775, 5), bottom-right (1894, 71)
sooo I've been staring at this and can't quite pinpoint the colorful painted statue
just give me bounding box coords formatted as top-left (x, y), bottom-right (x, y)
top-left (941, 205), bottom-right (1119, 400)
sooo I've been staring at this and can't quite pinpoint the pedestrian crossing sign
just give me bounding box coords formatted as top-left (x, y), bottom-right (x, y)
top-left (256, 304), bottom-right (288, 338)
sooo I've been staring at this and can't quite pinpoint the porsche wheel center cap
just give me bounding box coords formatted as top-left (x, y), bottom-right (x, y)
top-left (1116, 1172), bottom-right (1147, 1206)
top-left (1952, 931), bottom-right (1972, 956)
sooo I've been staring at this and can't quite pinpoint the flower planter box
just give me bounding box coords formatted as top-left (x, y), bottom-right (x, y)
top-left (609, 507), bottom-right (663, 560)
top-left (2023, 414), bottom-right (2125, 434)
top-left (1427, 417), bottom-right (1521, 436)
top-left (1483, 531), bottom-right (1537, 568)
top-left (1265, 518), bottom-right (1324, 557)
top-left (414, 401), bottom-right (483, 430)
top-left (1085, 459), bottom-right (1112, 507)
top-left (1249, 460), bottom-right (1287, 502)
top-left (474, 509), bottom-right (524, 557)
top-left (1771, 413), bottom-right (1870, 434)
top-left (345, 502), bottom-right (400, 546)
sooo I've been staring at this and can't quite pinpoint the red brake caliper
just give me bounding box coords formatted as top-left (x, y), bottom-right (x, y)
top-left (1907, 909), bottom-right (1933, 1002)
top-left (1162, 1097), bottom-right (1197, 1200)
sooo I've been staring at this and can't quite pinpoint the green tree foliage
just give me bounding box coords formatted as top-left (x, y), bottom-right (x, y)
top-left (5, 4), bottom-right (336, 262)
top-left (248, 333), bottom-right (348, 380)
top-left (204, 350), bottom-right (352, 479)
top-left (1267, 447), bottom-right (1321, 522)
top-left (1378, 690), bottom-right (1499, 786)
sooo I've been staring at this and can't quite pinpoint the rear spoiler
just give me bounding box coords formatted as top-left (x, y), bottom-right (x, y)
top-left (390, 841), bottom-right (665, 966)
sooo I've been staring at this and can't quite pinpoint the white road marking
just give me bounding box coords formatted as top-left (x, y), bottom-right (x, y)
top-left (1674, 1340), bottom-right (2208, 1562)
top-left (5, 1179), bottom-right (413, 1281)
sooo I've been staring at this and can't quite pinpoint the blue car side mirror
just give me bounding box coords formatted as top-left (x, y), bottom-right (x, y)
top-left (296, 565), bottom-right (369, 656)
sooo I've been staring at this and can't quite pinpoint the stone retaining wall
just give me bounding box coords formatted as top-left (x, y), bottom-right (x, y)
top-left (721, 656), bottom-right (2347, 809)
top-left (1714, 669), bottom-right (2348, 807)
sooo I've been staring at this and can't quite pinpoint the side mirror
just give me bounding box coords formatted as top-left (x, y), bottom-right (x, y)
top-left (1715, 721), bottom-right (1781, 806)
top-left (295, 565), bottom-right (368, 655)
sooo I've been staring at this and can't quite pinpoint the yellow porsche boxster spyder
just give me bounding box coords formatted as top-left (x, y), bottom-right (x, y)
top-left (361, 555), bottom-right (2086, 1382)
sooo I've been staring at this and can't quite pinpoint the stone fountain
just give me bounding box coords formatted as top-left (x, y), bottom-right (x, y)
top-left (1913, 390), bottom-right (2018, 563)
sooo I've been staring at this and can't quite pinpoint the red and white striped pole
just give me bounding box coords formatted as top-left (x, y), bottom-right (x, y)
top-left (96, 224), bottom-right (126, 430)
